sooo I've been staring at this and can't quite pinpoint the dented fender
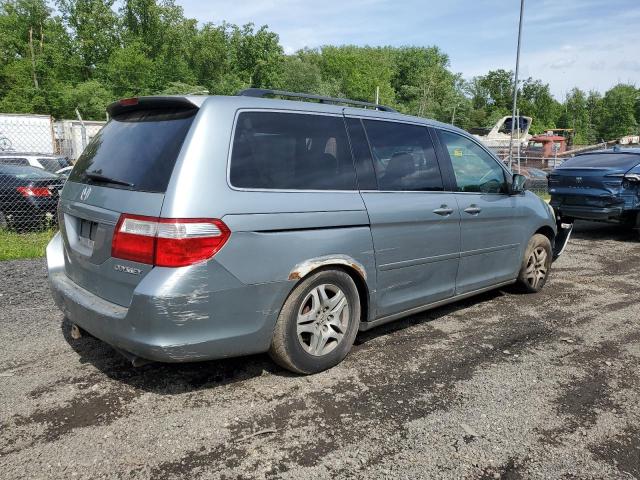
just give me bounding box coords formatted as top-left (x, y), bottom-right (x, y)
top-left (288, 254), bottom-right (368, 281)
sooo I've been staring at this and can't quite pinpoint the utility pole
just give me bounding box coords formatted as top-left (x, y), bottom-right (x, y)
top-left (508, 0), bottom-right (525, 169)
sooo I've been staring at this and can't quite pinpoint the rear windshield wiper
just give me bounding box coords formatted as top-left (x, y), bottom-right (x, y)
top-left (85, 171), bottom-right (134, 188)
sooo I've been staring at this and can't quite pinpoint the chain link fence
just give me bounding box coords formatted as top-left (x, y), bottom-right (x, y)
top-left (489, 147), bottom-right (560, 199)
top-left (0, 113), bottom-right (104, 231)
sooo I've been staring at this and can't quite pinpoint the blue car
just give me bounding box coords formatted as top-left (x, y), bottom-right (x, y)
top-left (549, 148), bottom-right (640, 234)
top-left (47, 90), bottom-right (566, 374)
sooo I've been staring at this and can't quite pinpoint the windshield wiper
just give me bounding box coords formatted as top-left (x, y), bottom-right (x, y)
top-left (85, 171), bottom-right (134, 188)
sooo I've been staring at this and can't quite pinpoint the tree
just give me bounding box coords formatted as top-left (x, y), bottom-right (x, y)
top-left (104, 41), bottom-right (155, 97)
top-left (473, 69), bottom-right (513, 113)
top-left (558, 88), bottom-right (589, 144)
top-left (518, 78), bottom-right (559, 133)
top-left (56, 0), bottom-right (119, 77)
top-left (597, 84), bottom-right (638, 140)
top-left (586, 91), bottom-right (604, 144)
top-left (392, 46), bottom-right (462, 121)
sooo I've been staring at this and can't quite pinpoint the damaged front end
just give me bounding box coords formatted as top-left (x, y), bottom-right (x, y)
top-left (553, 216), bottom-right (573, 260)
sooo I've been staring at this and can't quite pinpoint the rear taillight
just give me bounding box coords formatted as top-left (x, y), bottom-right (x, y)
top-left (17, 186), bottom-right (51, 197)
top-left (119, 97), bottom-right (139, 106)
top-left (112, 214), bottom-right (230, 267)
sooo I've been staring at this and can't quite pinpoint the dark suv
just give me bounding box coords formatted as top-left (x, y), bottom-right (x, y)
top-left (549, 148), bottom-right (640, 235)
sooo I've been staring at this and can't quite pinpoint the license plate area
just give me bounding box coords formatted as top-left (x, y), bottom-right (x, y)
top-left (78, 218), bottom-right (98, 250)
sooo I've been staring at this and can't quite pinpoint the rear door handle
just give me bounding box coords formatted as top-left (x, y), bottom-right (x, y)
top-left (464, 205), bottom-right (482, 215)
top-left (433, 205), bottom-right (454, 216)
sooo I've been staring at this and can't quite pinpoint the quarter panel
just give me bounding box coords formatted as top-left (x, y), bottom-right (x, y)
top-left (215, 219), bottom-right (376, 288)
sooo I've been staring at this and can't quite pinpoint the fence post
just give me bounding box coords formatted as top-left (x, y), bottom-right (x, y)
top-left (75, 108), bottom-right (87, 152)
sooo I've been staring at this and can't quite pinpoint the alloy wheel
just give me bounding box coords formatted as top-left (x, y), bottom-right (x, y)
top-left (524, 246), bottom-right (548, 289)
top-left (296, 283), bottom-right (350, 356)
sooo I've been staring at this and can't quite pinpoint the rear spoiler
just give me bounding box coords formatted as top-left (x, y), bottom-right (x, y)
top-left (107, 96), bottom-right (200, 118)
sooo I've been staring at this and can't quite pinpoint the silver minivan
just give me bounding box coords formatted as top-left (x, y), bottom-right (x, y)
top-left (47, 90), bottom-right (571, 373)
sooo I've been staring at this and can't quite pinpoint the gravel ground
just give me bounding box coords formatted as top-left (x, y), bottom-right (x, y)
top-left (1, 221), bottom-right (639, 480)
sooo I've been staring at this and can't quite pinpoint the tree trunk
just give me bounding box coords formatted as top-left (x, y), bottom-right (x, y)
top-left (29, 27), bottom-right (39, 90)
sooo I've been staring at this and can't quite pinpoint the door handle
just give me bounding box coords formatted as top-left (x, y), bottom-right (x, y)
top-left (464, 205), bottom-right (482, 215)
top-left (433, 205), bottom-right (454, 216)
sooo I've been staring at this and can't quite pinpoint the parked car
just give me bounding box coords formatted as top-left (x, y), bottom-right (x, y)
top-left (549, 148), bottom-right (640, 234)
top-left (0, 164), bottom-right (64, 230)
top-left (55, 166), bottom-right (73, 179)
top-left (47, 90), bottom-right (570, 374)
top-left (512, 166), bottom-right (549, 191)
top-left (0, 153), bottom-right (72, 175)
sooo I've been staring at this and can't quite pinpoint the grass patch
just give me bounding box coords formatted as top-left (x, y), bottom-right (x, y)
top-left (0, 229), bottom-right (56, 261)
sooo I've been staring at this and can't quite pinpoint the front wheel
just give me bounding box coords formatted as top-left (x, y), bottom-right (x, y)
top-left (515, 234), bottom-right (552, 293)
top-left (269, 269), bottom-right (361, 374)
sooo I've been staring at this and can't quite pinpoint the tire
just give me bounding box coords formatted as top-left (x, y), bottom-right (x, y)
top-left (269, 269), bottom-right (361, 374)
top-left (515, 234), bottom-right (553, 293)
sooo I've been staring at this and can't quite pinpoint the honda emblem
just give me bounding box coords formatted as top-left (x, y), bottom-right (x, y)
top-left (80, 186), bottom-right (92, 201)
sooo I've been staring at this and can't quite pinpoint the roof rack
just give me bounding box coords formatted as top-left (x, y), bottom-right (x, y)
top-left (237, 88), bottom-right (397, 112)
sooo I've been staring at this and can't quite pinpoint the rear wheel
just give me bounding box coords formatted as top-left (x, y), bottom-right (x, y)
top-left (515, 234), bottom-right (552, 293)
top-left (269, 269), bottom-right (360, 374)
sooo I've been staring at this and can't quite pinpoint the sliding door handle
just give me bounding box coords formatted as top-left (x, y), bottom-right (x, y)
top-left (464, 205), bottom-right (482, 215)
top-left (433, 205), bottom-right (454, 216)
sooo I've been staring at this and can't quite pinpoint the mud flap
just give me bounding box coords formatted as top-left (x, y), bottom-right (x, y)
top-left (553, 217), bottom-right (573, 261)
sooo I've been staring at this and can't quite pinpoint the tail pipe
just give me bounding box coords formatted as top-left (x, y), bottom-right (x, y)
top-left (113, 347), bottom-right (154, 367)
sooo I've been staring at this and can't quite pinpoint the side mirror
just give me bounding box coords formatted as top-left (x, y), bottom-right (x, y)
top-left (510, 173), bottom-right (526, 194)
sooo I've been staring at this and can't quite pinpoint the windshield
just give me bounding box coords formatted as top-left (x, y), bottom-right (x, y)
top-left (69, 108), bottom-right (197, 192)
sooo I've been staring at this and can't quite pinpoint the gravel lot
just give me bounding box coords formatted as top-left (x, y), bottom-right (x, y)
top-left (1, 221), bottom-right (639, 479)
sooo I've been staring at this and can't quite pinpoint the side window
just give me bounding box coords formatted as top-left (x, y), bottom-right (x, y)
top-left (438, 130), bottom-right (507, 194)
top-left (363, 120), bottom-right (443, 191)
top-left (344, 118), bottom-right (377, 190)
top-left (0, 158), bottom-right (29, 166)
top-left (230, 112), bottom-right (357, 190)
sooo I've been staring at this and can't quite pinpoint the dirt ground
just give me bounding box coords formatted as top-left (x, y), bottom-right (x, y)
top-left (1, 222), bottom-right (639, 480)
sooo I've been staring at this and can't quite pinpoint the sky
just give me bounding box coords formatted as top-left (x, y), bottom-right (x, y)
top-left (178, 0), bottom-right (640, 99)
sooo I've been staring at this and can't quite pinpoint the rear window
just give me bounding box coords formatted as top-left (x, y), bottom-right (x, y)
top-left (0, 164), bottom-right (59, 179)
top-left (69, 108), bottom-right (196, 192)
top-left (560, 153), bottom-right (640, 170)
top-left (229, 112), bottom-right (357, 190)
top-left (0, 157), bottom-right (29, 166)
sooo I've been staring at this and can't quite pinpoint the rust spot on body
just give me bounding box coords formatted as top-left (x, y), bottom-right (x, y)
top-left (288, 255), bottom-right (367, 281)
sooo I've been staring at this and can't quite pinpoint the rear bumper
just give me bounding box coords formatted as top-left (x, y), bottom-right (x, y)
top-left (552, 204), bottom-right (624, 222)
top-left (46, 232), bottom-right (290, 363)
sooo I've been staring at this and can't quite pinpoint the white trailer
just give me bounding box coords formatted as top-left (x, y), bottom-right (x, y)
top-left (0, 113), bottom-right (55, 154)
top-left (54, 120), bottom-right (105, 161)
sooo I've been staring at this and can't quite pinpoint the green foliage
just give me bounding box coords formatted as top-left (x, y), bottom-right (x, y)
top-left (0, 228), bottom-right (56, 261)
top-left (598, 84), bottom-right (638, 140)
top-left (0, 0), bottom-right (638, 145)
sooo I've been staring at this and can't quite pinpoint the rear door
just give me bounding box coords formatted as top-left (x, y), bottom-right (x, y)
top-left (346, 117), bottom-right (461, 318)
top-left (435, 129), bottom-right (522, 294)
top-left (59, 99), bottom-right (198, 307)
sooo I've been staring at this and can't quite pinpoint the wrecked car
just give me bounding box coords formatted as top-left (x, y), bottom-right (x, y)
top-left (47, 90), bottom-right (569, 374)
top-left (549, 148), bottom-right (640, 237)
